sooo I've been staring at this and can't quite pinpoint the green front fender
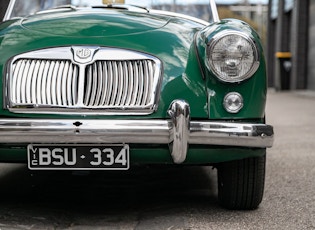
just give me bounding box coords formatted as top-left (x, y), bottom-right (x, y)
top-left (195, 19), bottom-right (267, 120)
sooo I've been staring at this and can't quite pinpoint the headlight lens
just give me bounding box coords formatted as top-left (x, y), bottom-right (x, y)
top-left (207, 30), bottom-right (260, 83)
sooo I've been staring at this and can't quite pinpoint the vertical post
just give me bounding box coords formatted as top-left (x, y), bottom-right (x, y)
top-left (172, 0), bottom-right (176, 12)
top-left (267, 0), bottom-right (274, 88)
top-left (274, 0), bottom-right (291, 90)
top-left (243, 0), bottom-right (251, 20)
top-left (290, 0), bottom-right (309, 89)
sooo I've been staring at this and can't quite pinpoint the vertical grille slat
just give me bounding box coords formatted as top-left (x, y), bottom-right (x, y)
top-left (142, 61), bottom-right (149, 106)
top-left (99, 62), bottom-right (108, 106)
top-left (66, 62), bottom-right (74, 105)
top-left (125, 61), bottom-right (134, 106)
top-left (110, 61), bottom-right (118, 106)
top-left (116, 61), bottom-right (124, 106)
top-left (49, 61), bottom-right (59, 105)
top-left (46, 61), bottom-right (54, 105)
top-left (84, 65), bottom-right (92, 106)
top-left (36, 60), bottom-right (45, 105)
top-left (72, 65), bottom-right (79, 105)
top-left (61, 61), bottom-right (70, 106)
top-left (136, 61), bottom-right (144, 106)
top-left (56, 61), bottom-right (64, 105)
top-left (146, 61), bottom-right (154, 104)
top-left (105, 61), bottom-right (113, 106)
top-left (93, 62), bottom-right (103, 106)
top-left (130, 60), bottom-right (139, 106)
top-left (7, 47), bottom-right (162, 114)
top-left (90, 62), bottom-right (98, 106)
top-left (120, 61), bottom-right (129, 106)
top-left (41, 61), bottom-right (49, 105)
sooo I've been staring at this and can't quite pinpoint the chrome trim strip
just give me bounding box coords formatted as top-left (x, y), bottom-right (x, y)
top-left (209, 0), bottom-right (220, 22)
top-left (0, 119), bottom-right (274, 146)
top-left (3, 0), bottom-right (16, 21)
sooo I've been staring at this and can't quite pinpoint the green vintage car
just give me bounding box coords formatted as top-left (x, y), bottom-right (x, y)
top-left (0, 0), bottom-right (273, 209)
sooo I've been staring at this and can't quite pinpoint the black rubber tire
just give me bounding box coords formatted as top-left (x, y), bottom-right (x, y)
top-left (217, 153), bottom-right (266, 210)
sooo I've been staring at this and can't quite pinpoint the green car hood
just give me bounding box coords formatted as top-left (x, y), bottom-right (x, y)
top-left (20, 9), bottom-right (167, 37)
top-left (0, 9), bottom-right (208, 118)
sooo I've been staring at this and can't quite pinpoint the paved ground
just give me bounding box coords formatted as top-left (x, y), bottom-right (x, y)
top-left (262, 91), bottom-right (315, 229)
top-left (0, 90), bottom-right (314, 229)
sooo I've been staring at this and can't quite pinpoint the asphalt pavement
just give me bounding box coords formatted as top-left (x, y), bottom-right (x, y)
top-left (262, 90), bottom-right (315, 229)
top-left (0, 90), bottom-right (314, 230)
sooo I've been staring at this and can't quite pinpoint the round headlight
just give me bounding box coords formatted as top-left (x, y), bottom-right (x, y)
top-left (207, 30), bottom-right (260, 83)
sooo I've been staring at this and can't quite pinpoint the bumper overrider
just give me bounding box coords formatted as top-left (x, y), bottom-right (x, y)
top-left (0, 100), bottom-right (274, 164)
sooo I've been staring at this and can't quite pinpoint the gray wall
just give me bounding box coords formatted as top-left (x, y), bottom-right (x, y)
top-left (308, 0), bottom-right (315, 90)
top-left (268, 0), bottom-right (309, 90)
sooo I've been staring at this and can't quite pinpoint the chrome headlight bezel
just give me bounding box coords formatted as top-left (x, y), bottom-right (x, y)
top-left (206, 30), bottom-right (260, 83)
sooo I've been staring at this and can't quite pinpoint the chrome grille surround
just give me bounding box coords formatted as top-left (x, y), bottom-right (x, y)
top-left (5, 46), bottom-right (163, 115)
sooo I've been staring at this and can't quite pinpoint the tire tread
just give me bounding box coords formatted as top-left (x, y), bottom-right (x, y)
top-left (217, 154), bottom-right (266, 210)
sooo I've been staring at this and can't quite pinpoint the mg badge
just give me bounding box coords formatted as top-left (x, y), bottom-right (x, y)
top-left (72, 46), bottom-right (99, 64)
top-left (76, 48), bottom-right (91, 59)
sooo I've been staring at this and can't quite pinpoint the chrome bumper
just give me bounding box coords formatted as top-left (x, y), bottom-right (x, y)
top-left (0, 100), bottom-right (274, 164)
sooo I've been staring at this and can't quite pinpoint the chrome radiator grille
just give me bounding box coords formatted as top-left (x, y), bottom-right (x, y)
top-left (11, 59), bottom-right (79, 106)
top-left (84, 60), bottom-right (155, 107)
top-left (5, 46), bottom-right (162, 115)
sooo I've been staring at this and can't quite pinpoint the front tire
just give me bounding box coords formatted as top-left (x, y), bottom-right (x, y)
top-left (217, 153), bottom-right (266, 210)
